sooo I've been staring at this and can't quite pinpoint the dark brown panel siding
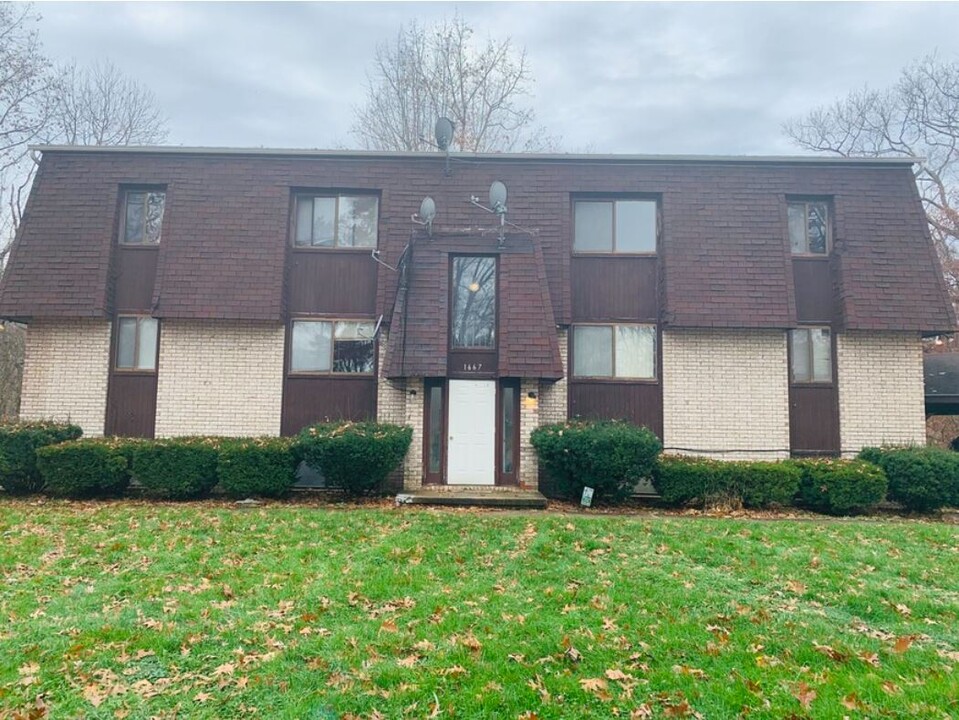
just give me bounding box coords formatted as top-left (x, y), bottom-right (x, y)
top-left (793, 259), bottom-right (837, 323)
top-left (105, 374), bottom-right (157, 438)
top-left (114, 248), bottom-right (158, 312)
top-left (568, 382), bottom-right (663, 439)
top-left (571, 256), bottom-right (658, 322)
top-left (789, 385), bottom-right (840, 455)
top-left (288, 251), bottom-right (377, 316)
top-left (280, 377), bottom-right (376, 436)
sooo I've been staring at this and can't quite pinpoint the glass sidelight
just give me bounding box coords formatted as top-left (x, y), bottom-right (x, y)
top-left (499, 379), bottom-right (520, 484)
top-left (424, 379), bottom-right (445, 483)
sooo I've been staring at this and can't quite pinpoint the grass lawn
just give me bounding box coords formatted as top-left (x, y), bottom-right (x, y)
top-left (0, 500), bottom-right (957, 719)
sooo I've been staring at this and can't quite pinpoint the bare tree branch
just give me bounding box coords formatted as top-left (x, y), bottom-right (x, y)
top-left (351, 15), bottom-right (560, 153)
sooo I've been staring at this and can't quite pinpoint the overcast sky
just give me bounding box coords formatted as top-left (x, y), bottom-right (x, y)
top-left (35, 1), bottom-right (959, 155)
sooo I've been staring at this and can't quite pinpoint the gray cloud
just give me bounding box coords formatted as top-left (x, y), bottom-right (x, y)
top-left (36, 1), bottom-right (959, 154)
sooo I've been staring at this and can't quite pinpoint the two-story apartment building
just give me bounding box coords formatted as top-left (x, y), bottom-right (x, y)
top-left (0, 146), bottom-right (953, 490)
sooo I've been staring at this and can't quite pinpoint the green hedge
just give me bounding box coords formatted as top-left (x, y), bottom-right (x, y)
top-left (217, 437), bottom-right (299, 498)
top-left (0, 421), bottom-right (83, 494)
top-left (531, 420), bottom-right (662, 504)
top-left (795, 458), bottom-right (888, 515)
top-left (651, 456), bottom-right (801, 508)
top-left (132, 437), bottom-right (222, 500)
top-left (298, 422), bottom-right (412, 496)
top-left (859, 446), bottom-right (959, 512)
top-left (36, 438), bottom-right (132, 498)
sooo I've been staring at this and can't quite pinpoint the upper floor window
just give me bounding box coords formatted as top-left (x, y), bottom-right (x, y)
top-left (122, 191), bottom-right (165, 245)
top-left (290, 319), bottom-right (375, 374)
top-left (451, 256), bottom-right (496, 349)
top-left (116, 316), bottom-right (159, 371)
top-left (293, 194), bottom-right (378, 248)
top-left (574, 199), bottom-right (657, 254)
top-left (572, 323), bottom-right (656, 379)
top-left (788, 201), bottom-right (829, 255)
top-left (790, 327), bottom-right (831, 383)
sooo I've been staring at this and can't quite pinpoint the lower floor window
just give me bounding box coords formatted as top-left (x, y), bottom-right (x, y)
top-left (790, 327), bottom-right (831, 382)
top-left (116, 316), bottom-right (158, 370)
top-left (572, 324), bottom-right (656, 379)
top-left (290, 319), bottom-right (375, 373)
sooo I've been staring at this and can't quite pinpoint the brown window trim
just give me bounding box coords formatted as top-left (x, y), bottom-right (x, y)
top-left (788, 325), bottom-right (835, 386)
top-left (114, 315), bottom-right (160, 373)
top-left (291, 193), bottom-right (380, 250)
top-left (570, 322), bottom-right (659, 382)
top-left (572, 197), bottom-right (660, 256)
top-left (448, 254), bottom-right (499, 352)
top-left (118, 187), bottom-right (166, 247)
top-left (287, 317), bottom-right (377, 377)
top-left (787, 198), bottom-right (832, 257)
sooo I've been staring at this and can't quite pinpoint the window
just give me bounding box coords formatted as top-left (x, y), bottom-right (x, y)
top-left (293, 194), bottom-right (378, 248)
top-left (451, 256), bottom-right (496, 348)
top-left (788, 201), bottom-right (829, 255)
top-left (790, 327), bottom-right (832, 382)
top-left (574, 199), bottom-right (657, 253)
top-left (502, 383), bottom-right (516, 474)
top-left (116, 316), bottom-right (159, 370)
top-left (572, 324), bottom-right (656, 379)
top-left (427, 383), bottom-right (444, 475)
top-left (290, 320), bottom-right (375, 373)
top-left (122, 190), bottom-right (165, 245)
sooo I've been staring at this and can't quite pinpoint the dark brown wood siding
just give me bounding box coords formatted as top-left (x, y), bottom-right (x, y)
top-left (114, 247), bottom-right (158, 312)
top-left (793, 258), bottom-right (836, 323)
top-left (789, 385), bottom-right (840, 455)
top-left (568, 383), bottom-right (663, 439)
top-left (571, 256), bottom-right (658, 322)
top-left (280, 377), bottom-right (376, 436)
top-left (105, 373), bottom-right (157, 438)
top-left (288, 251), bottom-right (377, 316)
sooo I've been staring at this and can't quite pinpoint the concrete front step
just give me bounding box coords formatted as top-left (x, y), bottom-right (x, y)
top-left (396, 488), bottom-right (548, 509)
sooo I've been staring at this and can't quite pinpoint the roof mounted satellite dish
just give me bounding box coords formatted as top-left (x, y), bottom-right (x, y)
top-left (419, 196), bottom-right (436, 224)
top-left (434, 117), bottom-right (454, 151)
top-left (489, 181), bottom-right (508, 214)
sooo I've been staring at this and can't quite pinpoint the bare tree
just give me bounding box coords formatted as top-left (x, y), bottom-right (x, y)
top-left (783, 54), bottom-right (959, 304)
top-left (352, 16), bottom-right (558, 153)
top-left (42, 59), bottom-right (168, 146)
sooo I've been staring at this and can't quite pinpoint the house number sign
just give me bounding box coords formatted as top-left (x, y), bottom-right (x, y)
top-left (461, 362), bottom-right (484, 372)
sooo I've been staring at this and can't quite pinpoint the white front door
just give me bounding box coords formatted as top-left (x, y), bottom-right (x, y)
top-left (447, 379), bottom-right (496, 485)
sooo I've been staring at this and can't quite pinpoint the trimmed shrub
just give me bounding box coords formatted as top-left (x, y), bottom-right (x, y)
top-left (531, 420), bottom-right (662, 504)
top-left (651, 456), bottom-right (801, 508)
top-left (132, 437), bottom-right (221, 499)
top-left (297, 422), bottom-right (413, 496)
top-left (859, 446), bottom-right (959, 512)
top-left (796, 458), bottom-right (887, 515)
top-left (36, 438), bottom-right (131, 498)
top-left (0, 421), bottom-right (83, 494)
top-left (218, 437), bottom-right (298, 498)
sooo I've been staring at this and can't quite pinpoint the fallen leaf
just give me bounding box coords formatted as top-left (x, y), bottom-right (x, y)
top-left (792, 682), bottom-right (816, 709)
top-left (892, 635), bottom-right (916, 653)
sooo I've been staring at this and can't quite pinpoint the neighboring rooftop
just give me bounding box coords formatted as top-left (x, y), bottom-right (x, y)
top-left (29, 144), bottom-right (922, 167)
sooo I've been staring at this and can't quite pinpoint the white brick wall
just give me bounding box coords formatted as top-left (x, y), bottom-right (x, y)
top-left (539, 329), bottom-right (568, 425)
top-left (20, 319), bottom-right (110, 436)
top-left (519, 378), bottom-right (540, 489)
top-left (662, 329), bottom-right (790, 459)
top-left (154, 320), bottom-right (284, 437)
top-left (837, 331), bottom-right (925, 455)
top-left (403, 377), bottom-right (424, 489)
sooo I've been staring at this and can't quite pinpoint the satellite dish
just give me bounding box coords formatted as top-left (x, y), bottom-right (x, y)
top-left (419, 196), bottom-right (436, 223)
top-left (489, 181), bottom-right (508, 213)
top-left (435, 117), bottom-right (454, 151)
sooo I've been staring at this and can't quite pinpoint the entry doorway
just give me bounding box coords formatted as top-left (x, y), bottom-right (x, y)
top-left (422, 378), bottom-right (521, 486)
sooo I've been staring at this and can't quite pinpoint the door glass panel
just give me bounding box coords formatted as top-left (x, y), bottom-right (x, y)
top-left (291, 321), bottom-right (332, 372)
top-left (615, 201), bottom-right (657, 252)
top-left (428, 384), bottom-right (443, 474)
top-left (615, 325), bottom-right (655, 378)
top-left (502, 385), bottom-right (515, 474)
top-left (451, 256), bottom-right (496, 348)
top-left (574, 201), bottom-right (613, 252)
top-left (811, 328), bottom-right (832, 381)
top-left (790, 329), bottom-right (810, 382)
top-left (116, 318), bottom-right (137, 368)
top-left (136, 318), bottom-right (158, 370)
top-left (573, 325), bottom-right (613, 377)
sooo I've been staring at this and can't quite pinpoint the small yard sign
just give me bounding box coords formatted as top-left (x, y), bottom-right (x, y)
top-left (581, 486), bottom-right (594, 507)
